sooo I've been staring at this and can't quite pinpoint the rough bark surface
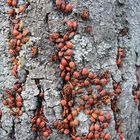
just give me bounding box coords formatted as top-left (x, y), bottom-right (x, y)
top-left (0, 0), bottom-right (140, 140)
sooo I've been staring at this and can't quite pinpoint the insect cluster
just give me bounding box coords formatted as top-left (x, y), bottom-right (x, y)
top-left (132, 85), bottom-right (140, 111)
top-left (55, 0), bottom-right (73, 13)
top-left (50, 1), bottom-right (125, 140)
top-left (3, 0), bottom-right (136, 140)
top-left (3, 0), bottom-right (30, 117)
top-left (116, 48), bottom-right (124, 67)
top-left (2, 81), bottom-right (23, 117)
top-left (30, 79), bottom-right (52, 138)
top-left (5, 0), bottom-right (52, 139)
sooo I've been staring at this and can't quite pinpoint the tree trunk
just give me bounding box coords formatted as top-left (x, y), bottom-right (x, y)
top-left (0, 0), bottom-right (139, 140)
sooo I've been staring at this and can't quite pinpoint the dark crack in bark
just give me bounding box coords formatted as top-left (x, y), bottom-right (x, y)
top-left (9, 119), bottom-right (16, 140)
